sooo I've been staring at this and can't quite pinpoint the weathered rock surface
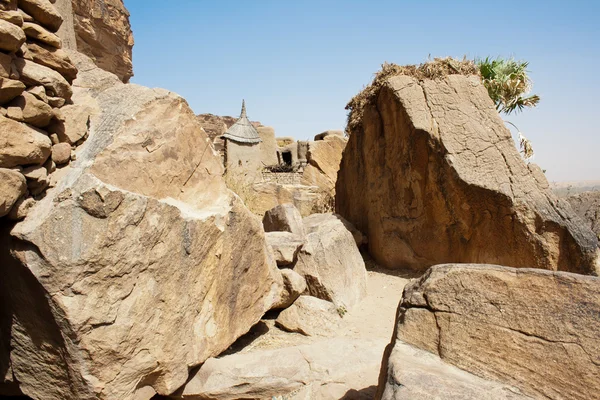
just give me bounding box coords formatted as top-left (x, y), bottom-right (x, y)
top-left (295, 213), bottom-right (367, 310)
top-left (0, 115), bottom-right (52, 167)
top-left (55, 0), bottom-right (133, 82)
top-left (0, 168), bottom-right (26, 217)
top-left (14, 57), bottom-right (72, 100)
top-left (266, 231), bottom-right (304, 266)
top-left (393, 264), bottom-right (600, 400)
top-left (173, 337), bottom-right (387, 400)
top-left (0, 77), bottom-right (26, 104)
top-left (22, 21), bottom-right (62, 47)
top-left (1, 53), bottom-right (282, 400)
top-left (250, 182), bottom-right (326, 216)
top-left (0, 18), bottom-right (26, 51)
top-left (378, 342), bottom-right (531, 400)
top-left (6, 91), bottom-right (54, 127)
top-left (337, 72), bottom-right (600, 275)
top-left (271, 268), bottom-right (306, 310)
top-left (567, 191), bottom-right (600, 238)
top-left (276, 295), bottom-right (341, 337)
top-left (262, 203), bottom-right (305, 237)
top-left (18, 0), bottom-right (63, 32)
top-left (26, 41), bottom-right (78, 81)
top-left (301, 135), bottom-right (347, 194)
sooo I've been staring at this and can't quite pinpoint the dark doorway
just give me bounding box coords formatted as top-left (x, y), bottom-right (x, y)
top-left (282, 151), bottom-right (292, 166)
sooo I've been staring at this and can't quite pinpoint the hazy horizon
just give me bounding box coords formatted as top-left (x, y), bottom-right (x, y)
top-left (126, 0), bottom-right (599, 182)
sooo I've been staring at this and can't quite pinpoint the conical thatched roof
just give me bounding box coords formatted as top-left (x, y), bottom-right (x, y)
top-left (221, 100), bottom-right (262, 144)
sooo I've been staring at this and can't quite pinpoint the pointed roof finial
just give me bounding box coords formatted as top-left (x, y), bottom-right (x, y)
top-left (240, 99), bottom-right (247, 118)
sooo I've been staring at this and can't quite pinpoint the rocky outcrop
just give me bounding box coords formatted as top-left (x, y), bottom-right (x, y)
top-left (173, 337), bottom-right (387, 400)
top-left (295, 213), bottom-right (367, 310)
top-left (567, 191), bottom-right (600, 238)
top-left (55, 0), bottom-right (133, 82)
top-left (0, 52), bottom-right (282, 400)
top-left (388, 264), bottom-right (600, 400)
top-left (275, 295), bottom-right (342, 337)
top-left (337, 65), bottom-right (599, 275)
top-left (263, 203), bottom-right (306, 236)
top-left (265, 231), bottom-right (304, 266)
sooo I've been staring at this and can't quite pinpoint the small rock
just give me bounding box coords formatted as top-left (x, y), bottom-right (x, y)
top-left (22, 163), bottom-right (48, 195)
top-left (0, 77), bottom-right (26, 105)
top-left (275, 295), bottom-right (342, 337)
top-left (0, 167), bottom-right (26, 217)
top-left (22, 21), bottom-right (61, 47)
top-left (27, 85), bottom-right (47, 103)
top-left (0, 18), bottom-right (25, 52)
top-left (7, 195), bottom-right (35, 220)
top-left (51, 142), bottom-right (70, 165)
top-left (262, 203), bottom-right (306, 237)
top-left (0, 9), bottom-right (23, 26)
top-left (7, 91), bottom-right (53, 127)
top-left (272, 269), bottom-right (307, 310)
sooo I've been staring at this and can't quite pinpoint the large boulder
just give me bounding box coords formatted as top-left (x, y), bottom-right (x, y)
top-left (294, 213), bottom-right (367, 310)
top-left (378, 342), bottom-right (530, 400)
top-left (275, 295), bottom-right (341, 337)
top-left (337, 64), bottom-right (600, 275)
top-left (17, 0), bottom-right (63, 32)
top-left (390, 264), bottom-right (600, 400)
top-left (54, 0), bottom-right (133, 82)
top-left (301, 135), bottom-right (347, 194)
top-left (173, 338), bottom-right (387, 400)
top-left (0, 53), bottom-right (282, 400)
top-left (265, 231), bottom-right (304, 266)
top-left (567, 191), bottom-right (600, 238)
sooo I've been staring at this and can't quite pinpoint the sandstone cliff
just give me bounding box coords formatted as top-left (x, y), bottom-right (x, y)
top-left (55, 0), bottom-right (133, 82)
top-left (336, 60), bottom-right (600, 275)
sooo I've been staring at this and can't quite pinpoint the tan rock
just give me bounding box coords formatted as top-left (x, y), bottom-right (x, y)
top-left (25, 40), bottom-right (77, 81)
top-left (295, 213), bottom-right (367, 310)
top-left (0, 18), bottom-right (24, 51)
top-left (0, 9), bottom-right (23, 25)
top-left (173, 338), bottom-right (387, 400)
top-left (14, 57), bottom-right (72, 100)
top-left (257, 125), bottom-right (278, 166)
top-left (314, 129), bottom-right (344, 141)
top-left (378, 342), bottom-right (531, 400)
top-left (393, 264), bottom-right (600, 400)
top-left (21, 163), bottom-right (48, 195)
top-left (50, 142), bottom-right (69, 164)
top-left (0, 114), bottom-right (51, 167)
top-left (272, 268), bottom-right (307, 310)
top-left (266, 231), bottom-right (304, 266)
top-left (26, 85), bottom-right (47, 102)
top-left (56, 0), bottom-right (133, 82)
top-left (7, 195), bottom-right (35, 220)
top-left (262, 202), bottom-right (306, 236)
top-left (46, 94), bottom-right (64, 107)
top-left (567, 191), bottom-right (600, 238)
top-left (22, 21), bottom-right (61, 47)
top-left (0, 77), bottom-right (25, 105)
top-left (17, 8), bottom-right (33, 22)
top-left (0, 167), bottom-right (26, 217)
top-left (0, 0), bottom-right (17, 11)
top-left (2, 52), bottom-right (282, 400)
top-left (17, 0), bottom-right (63, 32)
top-left (0, 51), bottom-right (11, 78)
top-left (251, 182), bottom-right (325, 216)
top-left (276, 296), bottom-right (342, 337)
top-left (337, 71), bottom-right (600, 275)
top-left (6, 91), bottom-right (53, 127)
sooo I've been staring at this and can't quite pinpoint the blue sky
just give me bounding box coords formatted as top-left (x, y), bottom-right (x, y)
top-left (126, 0), bottom-right (599, 182)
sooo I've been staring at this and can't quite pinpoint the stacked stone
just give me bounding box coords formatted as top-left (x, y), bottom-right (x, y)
top-left (0, 0), bottom-right (79, 220)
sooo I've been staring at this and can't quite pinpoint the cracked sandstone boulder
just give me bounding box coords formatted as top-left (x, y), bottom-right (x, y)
top-left (336, 73), bottom-right (599, 275)
top-left (0, 52), bottom-right (282, 400)
top-left (384, 264), bottom-right (600, 400)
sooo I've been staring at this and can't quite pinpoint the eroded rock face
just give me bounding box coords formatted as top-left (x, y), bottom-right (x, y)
top-left (301, 135), bottom-right (347, 194)
top-left (337, 73), bottom-right (600, 275)
top-left (55, 0), bottom-right (133, 82)
top-left (391, 264), bottom-right (600, 400)
top-left (1, 53), bottom-right (282, 400)
top-left (567, 191), bottom-right (600, 238)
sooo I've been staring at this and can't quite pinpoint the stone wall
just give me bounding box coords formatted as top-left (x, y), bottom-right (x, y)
top-left (0, 0), bottom-right (80, 220)
top-left (262, 171), bottom-right (302, 185)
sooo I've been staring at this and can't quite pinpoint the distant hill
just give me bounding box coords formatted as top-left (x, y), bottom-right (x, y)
top-left (551, 180), bottom-right (600, 197)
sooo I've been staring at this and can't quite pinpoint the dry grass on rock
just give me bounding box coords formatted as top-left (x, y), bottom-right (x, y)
top-left (346, 57), bottom-right (480, 133)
